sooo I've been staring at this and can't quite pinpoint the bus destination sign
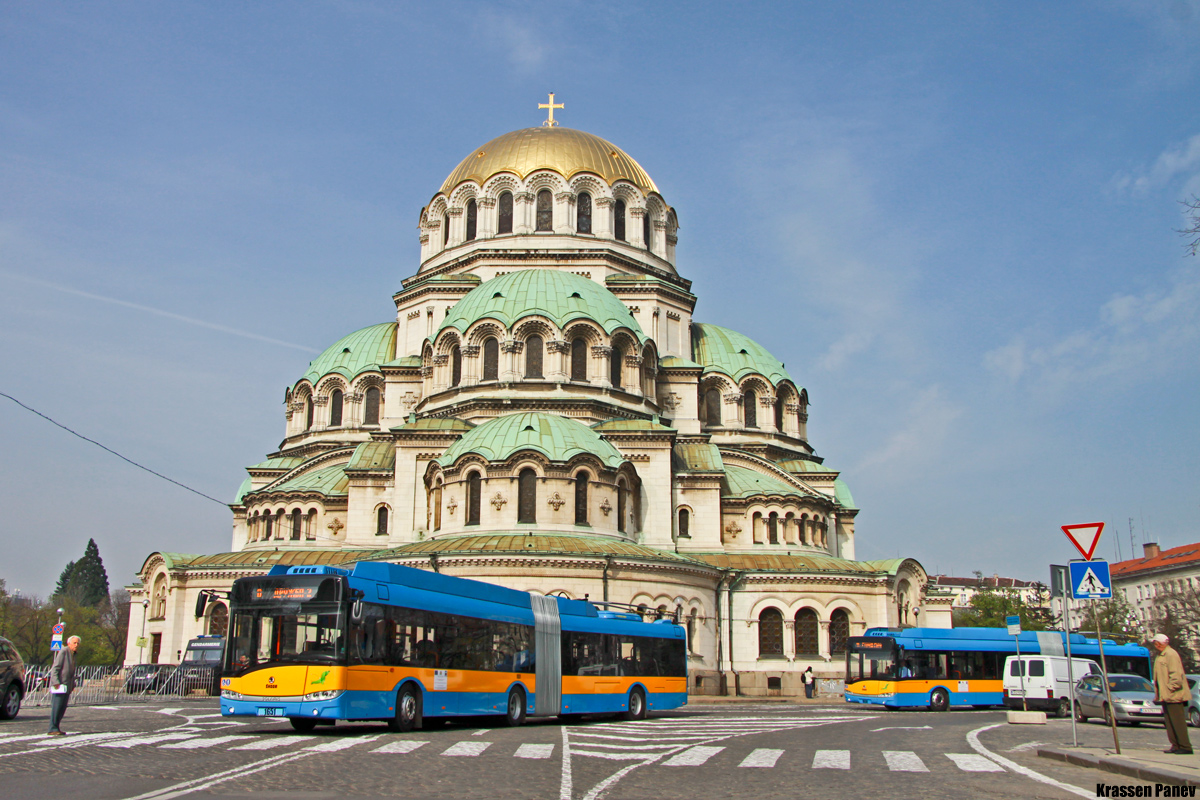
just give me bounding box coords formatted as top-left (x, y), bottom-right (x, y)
top-left (254, 585), bottom-right (319, 602)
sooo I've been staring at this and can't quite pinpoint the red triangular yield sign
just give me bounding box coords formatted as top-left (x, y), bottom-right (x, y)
top-left (1062, 522), bottom-right (1105, 560)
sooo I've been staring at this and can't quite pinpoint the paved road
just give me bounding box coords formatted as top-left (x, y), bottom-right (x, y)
top-left (0, 699), bottom-right (1175, 799)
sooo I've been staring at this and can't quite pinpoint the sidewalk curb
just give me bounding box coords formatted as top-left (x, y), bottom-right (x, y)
top-left (1037, 746), bottom-right (1200, 786)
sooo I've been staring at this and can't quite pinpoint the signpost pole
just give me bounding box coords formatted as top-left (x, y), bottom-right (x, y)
top-left (1007, 615), bottom-right (1027, 711)
top-left (1092, 598), bottom-right (1121, 755)
top-left (1063, 591), bottom-right (1079, 747)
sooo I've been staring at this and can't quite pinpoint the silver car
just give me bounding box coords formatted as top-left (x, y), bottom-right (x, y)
top-left (1074, 673), bottom-right (1163, 726)
top-left (1185, 674), bottom-right (1200, 727)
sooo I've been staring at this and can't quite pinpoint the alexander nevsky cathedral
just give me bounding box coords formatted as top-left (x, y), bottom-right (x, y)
top-left (125, 100), bottom-right (946, 695)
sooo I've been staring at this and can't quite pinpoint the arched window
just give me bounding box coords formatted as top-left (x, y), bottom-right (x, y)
top-left (330, 389), bottom-right (344, 427)
top-left (758, 608), bottom-right (784, 656)
top-left (291, 509), bottom-right (302, 540)
top-left (617, 482), bottom-right (627, 533)
top-left (614, 199), bottom-right (626, 241)
top-left (305, 397), bottom-right (314, 430)
top-left (497, 192), bottom-right (513, 234)
top-left (518, 468), bottom-right (537, 524)
top-left (525, 335), bottom-right (543, 379)
top-left (643, 210), bottom-right (651, 250)
top-left (152, 575), bottom-right (167, 618)
top-left (570, 337), bottom-right (588, 381)
top-left (466, 472), bottom-right (481, 526)
top-left (794, 609), bottom-right (819, 655)
top-left (450, 345), bottom-right (462, 387)
top-left (705, 389), bottom-right (722, 426)
top-left (536, 189), bottom-right (553, 231)
top-left (767, 513), bottom-right (778, 544)
top-left (743, 389), bottom-right (757, 428)
top-left (577, 192), bottom-right (592, 233)
top-left (377, 506), bottom-right (389, 536)
top-left (830, 609), bottom-right (850, 653)
top-left (306, 509), bottom-right (316, 540)
top-left (482, 337), bottom-right (499, 381)
top-left (443, 212), bottom-right (450, 245)
top-left (610, 344), bottom-right (623, 388)
top-left (364, 386), bottom-right (381, 426)
top-left (208, 603), bottom-right (228, 637)
top-left (574, 472), bottom-right (589, 525)
top-left (678, 508), bottom-right (690, 538)
top-left (264, 511), bottom-right (274, 540)
top-left (465, 199), bottom-right (477, 241)
top-left (432, 482), bottom-right (442, 531)
top-left (775, 396), bottom-right (784, 432)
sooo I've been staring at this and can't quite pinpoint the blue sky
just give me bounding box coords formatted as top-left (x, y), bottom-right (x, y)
top-left (2, 1), bottom-right (1199, 596)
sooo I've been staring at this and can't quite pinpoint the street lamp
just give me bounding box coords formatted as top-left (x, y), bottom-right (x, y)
top-left (913, 607), bottom-right (921, 628)
top-left (140, 599), bottom-right (150, 664)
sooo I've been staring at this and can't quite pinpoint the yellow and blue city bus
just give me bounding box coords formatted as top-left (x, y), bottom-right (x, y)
top-left (220, 562), bottom-right (687, 731)
top-left (844, 627), bottom-right (1149, 711)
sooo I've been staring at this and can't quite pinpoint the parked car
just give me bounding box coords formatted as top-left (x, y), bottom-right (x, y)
top-left (1184, 674), bottom-right (1200, 727)
top-left (1075, 673), bottom-right (1163, 726)
top-left (123, 664), bottom-right (173, 694)
top-left (1003, 655), bottom-right (1100, 717)
top-left (0, 636), bottom-right (27, 720)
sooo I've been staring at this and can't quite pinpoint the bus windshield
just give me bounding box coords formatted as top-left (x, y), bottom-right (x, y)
top-left (224, 576), bottom-right (347, 675)
top-left (846, 637), bottom-right (898, 683)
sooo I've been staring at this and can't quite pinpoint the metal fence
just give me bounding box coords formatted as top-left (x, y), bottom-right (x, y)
top-left (23, 664), bottom-right (220, 707)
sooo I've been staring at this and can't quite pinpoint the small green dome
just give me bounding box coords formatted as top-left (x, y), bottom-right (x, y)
top-left (438, 412), bottom-right (625, 468)
top-left (437, 270), bottom-right (645, 342)
top-left (301, 323), bottom-right (397, 385)
top-left (691, 323), bottom-right (792, 385)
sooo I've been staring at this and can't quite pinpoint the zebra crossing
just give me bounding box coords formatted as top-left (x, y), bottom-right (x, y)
top-left (0, 727), bottom-right (1007, 774)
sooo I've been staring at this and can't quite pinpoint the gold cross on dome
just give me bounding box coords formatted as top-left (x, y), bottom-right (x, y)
top-left (539, 92), bottom-right (564, 127)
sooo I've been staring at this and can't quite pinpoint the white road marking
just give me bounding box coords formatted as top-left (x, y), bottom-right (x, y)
top-left (100, 733), bottom-right (198, 748)
top-left (306, 735), bottom-right (381, 752)
top-left (813, 749), bottom-right (850, 769)
top-left (883, 750), bottom-right (929, 772)
top-left (966, 723), bottom-right (1093, 799)
top-left (945, 753), bottom-right (1005, 772)
top-left (229, 736), bottom-right (310, 750)
top-left (160, 735), bottom-right (256, 749)
top-left (738, 748), bottom-right (783, 768)
top-left (442, 741), bottom-right (491, 757)
top-left (153, 708), bottom-right (184, 715)
top-left (122, 749), bottom-right (313, 800)
top-left (567, 741), bottom-right (679, 751)
top-left (28, 732), bottom-right (140, 748)
top-left (871, 725), bottom-right (932, 732)
top-left (0, 733), bottom-right (54, 746)
top-left (514, 743), bottom-right (555, 759)
top-left (663, 746), bottom-right (724, 766)
top-left (570, 749), bottom-right (658, 761)
top-left (471, 728), bottom-right (489, 736)
top-left (373, 740), bottom-right (429, 754)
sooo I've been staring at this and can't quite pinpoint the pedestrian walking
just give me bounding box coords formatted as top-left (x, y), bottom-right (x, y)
top-left (802, 666), bottom-right (815, 699)
top-left (1152, 633), bottom-right (1193, 755)
top-left (47, 635), bottom-right (80, 735)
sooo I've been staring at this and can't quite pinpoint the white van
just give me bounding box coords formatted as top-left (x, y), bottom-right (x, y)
top-left (1003, 655), bottom-right (1101, 717)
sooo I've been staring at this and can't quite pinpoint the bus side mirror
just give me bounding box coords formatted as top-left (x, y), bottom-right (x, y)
top-left (194, 593), bottom-right (208, 619)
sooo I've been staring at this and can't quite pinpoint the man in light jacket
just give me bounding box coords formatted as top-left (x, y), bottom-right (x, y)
top-left (1152, 633), bottom-right (1192, 755)
top-left (47, 635), bottom-right (80, 735)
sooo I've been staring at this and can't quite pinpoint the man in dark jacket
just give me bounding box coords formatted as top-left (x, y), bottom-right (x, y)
top-left (47, 635), bottom-right (80, 735)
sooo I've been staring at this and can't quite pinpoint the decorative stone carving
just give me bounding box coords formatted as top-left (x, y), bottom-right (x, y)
top-left (723, 521), bottom-right (742, 541)
top-left (659, 392), bottom-right (679, 411)
top-left (433, 355), bottom-right (449, 366)
top-left (463, 345), bottom-right (481, 357)
top-left (446, 497), bottom-right (458, 515)
top-left (327, 518), bottom-right (345, 536)
top-left (547, 340), bottom-right (571, 354)
top-left (599, 497), bottom-right (612, 516)
top-left (500, 341), bottom-right (524, 354)
top-left (723, 392), bottom-right (742, 404)
top-left (490, 493), bottom-right (508, 511)
top-left (547, 492), bottom-right (565, 511)
top-left (402, 391), bottom-right (419, 410)
top-left (666, 311), bottom-right (681, 320)
top-left (591, 345), bottom-right (613, 357)
top-left (420, 366), bottom-right (434, 378)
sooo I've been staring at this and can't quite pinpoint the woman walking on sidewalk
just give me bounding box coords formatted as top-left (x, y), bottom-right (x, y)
top-left (802, 667), bottom-right (815, 699)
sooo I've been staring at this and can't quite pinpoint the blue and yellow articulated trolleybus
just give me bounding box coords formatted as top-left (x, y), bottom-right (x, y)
top-left (844, 626), bottom-right (1150, 711)
top-left (220, 562), bottom-right (687, 732)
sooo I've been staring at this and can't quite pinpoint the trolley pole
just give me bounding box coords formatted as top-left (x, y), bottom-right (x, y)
top-left (1093, 599), bottom-right (1121, 755)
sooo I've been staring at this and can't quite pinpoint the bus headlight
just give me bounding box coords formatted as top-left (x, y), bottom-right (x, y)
top-left (303, 690), bottom-right (344, 702)
top-left (221, 690), bottom-right (243, 701)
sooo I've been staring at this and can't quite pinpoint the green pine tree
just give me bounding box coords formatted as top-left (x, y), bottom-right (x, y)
top-left (53, 561), bottom-right (77, 599)
top-left (54, 540), bottom-right (110, 606)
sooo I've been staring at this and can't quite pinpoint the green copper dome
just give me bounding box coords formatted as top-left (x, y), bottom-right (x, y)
top-left (437, 270), bottom-right (645, 342)
top-left (302, 323), bottom-right (397, 385)
top-left (691, 323), bottom-right (792, 385)
top-left (438, 412), bottom-right (625, 468)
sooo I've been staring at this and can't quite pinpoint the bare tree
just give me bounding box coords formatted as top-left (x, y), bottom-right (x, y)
top-left (96, 589), bottom-right (131, 666)
top-left (1146, 586), bottom-right (1200, 669)
top-left (1181, 195), bottom-right (1200, 257)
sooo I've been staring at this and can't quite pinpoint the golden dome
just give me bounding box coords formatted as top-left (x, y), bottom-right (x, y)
top-left (440, 127), bottom-right (658, 196)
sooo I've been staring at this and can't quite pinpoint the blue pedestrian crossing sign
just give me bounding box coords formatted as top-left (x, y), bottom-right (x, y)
top-left (1070, 559), bottom-right (1112, 599)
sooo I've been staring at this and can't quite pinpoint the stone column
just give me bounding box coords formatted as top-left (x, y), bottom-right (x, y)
top-left (652, 219), bottom-right (669, 260)
top-left (591, 345), bottom-right (613, 388)
top-left (477, 197), bottom-right (497, 239)
top-left (628, 206), bottom-right (646, 248)
top-left (555, 191), bottom-right (575, 234)
top-left (819, 619), bottom-right (831, 662)
top-left (501, 340), bottom-right (523, 383)
top-left (514, 192), bottom-right (534, 235)
top-left (546, 340), bottom-right (570, 382)
top-left (462, 344), bottom-right (481, 386)
top-left (594, 197), bottom-right (615, 239)
top-left (447, 207), bottom-right (463, 247)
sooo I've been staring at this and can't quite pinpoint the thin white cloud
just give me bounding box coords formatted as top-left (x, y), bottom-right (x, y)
top-left (475, 10), bottom-right (549, 73)
top-left (2, 271), bottom-right (320, 353)
top-left (849, 385), bottom-right (962, 476)
top-left (983, 264), bottom-right (1200, 388)
top-left (1112, 133), bottom-right (1200, 195)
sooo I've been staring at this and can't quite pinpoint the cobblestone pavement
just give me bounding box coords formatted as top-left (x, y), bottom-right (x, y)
top-left (0, 699), bottom-right (1173, 799)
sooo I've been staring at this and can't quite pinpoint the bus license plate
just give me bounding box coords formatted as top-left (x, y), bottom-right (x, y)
top-left (257, 707), bottom-right (284, 717)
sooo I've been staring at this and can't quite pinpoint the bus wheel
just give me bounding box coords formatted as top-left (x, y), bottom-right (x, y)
top-left (505, 687), bottom-right (526, 727)
top-left (388, 684), bottom-right (420, 733)
top-left (928, 688), bottom-right (949, 712)
top-left (290, 718), bottom-right (317, 733)
top-left (1055, 697), bottom-right (1071, 718)
top-left (624, 688), bottom-right (647, 721)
